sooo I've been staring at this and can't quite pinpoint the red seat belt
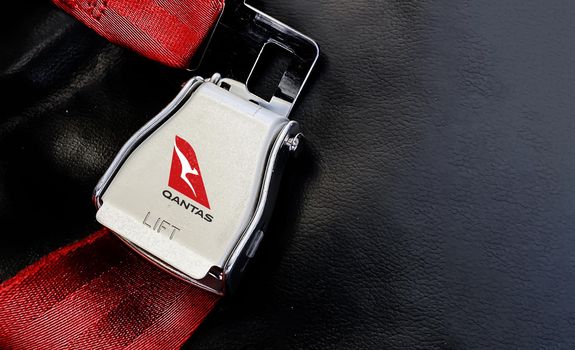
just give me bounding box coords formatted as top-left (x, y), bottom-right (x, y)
top-left (0, 230), bottom-right (220, 349)
top-left (52, 0), bottom-right (224, 68)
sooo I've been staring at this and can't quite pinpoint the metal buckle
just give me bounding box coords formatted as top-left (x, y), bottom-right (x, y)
top-left (93, 1), bottom-right (318, 295)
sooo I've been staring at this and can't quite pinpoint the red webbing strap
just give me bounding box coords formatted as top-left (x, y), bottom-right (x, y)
top-left (0, 229), bottom-right (220, 350)
top-left (52, 0), bottom-right (224, 69)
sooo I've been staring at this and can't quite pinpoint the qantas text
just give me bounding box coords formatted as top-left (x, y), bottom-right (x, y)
top-left (162, 189), bottom-right (214, 223)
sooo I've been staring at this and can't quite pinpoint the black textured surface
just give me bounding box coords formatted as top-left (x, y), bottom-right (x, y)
top-left (2, 1), bottom-right (575, 349)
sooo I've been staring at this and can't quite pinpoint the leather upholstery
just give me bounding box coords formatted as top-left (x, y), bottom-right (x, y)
top-left (2, 1), bottom-right (574, 348)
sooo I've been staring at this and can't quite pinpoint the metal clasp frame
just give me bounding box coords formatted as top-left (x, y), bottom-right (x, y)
top-left (93, 1), bottom-right (318, 295)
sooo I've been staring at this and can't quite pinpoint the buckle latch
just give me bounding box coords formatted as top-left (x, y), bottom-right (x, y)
top-left (93, 1), bottom-right (318, 295)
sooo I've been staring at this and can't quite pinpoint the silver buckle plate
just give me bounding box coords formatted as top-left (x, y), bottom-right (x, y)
top-left (93, 2), bottom-right (318, 295)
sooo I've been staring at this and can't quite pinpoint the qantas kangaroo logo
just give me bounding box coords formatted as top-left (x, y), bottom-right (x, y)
top-left (168, 136), bottom-right (211, 209)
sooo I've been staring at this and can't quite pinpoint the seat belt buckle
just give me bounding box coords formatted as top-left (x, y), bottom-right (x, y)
top-left (92, 1), bottom-right (319, 296)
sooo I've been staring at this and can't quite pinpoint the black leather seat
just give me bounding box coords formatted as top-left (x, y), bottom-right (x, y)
top-left (1, 1), bottom-right (574, 348)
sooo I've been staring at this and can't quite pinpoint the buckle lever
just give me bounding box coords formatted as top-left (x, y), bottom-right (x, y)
top-left (94, 2), bottom-right (318, 296)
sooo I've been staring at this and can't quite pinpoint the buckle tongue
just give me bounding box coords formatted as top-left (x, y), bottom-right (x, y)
top-left (197, 1), bottom-right (319, 117)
